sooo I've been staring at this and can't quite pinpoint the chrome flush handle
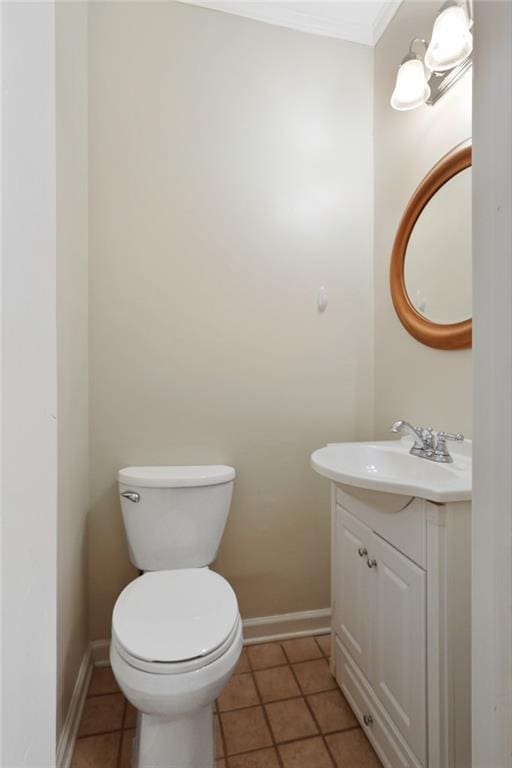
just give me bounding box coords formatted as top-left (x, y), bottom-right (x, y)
top-left (121, 491), bottom-right (140, 503)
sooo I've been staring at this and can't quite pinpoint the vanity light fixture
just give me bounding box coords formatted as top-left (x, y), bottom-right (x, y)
top-left (425, 0), bottom-right (473, 72)
top-left (391, 0), bottom-right (473, 111)
top-left (391, 40), bottom-right (431, 112)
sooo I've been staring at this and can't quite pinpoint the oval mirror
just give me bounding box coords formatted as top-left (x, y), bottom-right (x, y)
top-left (390, 141), bottom-right (472, 349)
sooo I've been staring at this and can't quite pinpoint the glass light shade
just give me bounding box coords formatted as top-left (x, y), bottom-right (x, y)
top-left (390, 58), bottom-right (431, 111)
top-left (425, 3), bottom-right (473, 72)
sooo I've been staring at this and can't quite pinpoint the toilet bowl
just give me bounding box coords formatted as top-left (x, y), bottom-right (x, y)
top-left (111, 569), bottom-right (242, 768)
top-left (110, 465), bottom-right (240, 768)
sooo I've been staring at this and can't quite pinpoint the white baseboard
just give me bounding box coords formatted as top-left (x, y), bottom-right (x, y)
top-left (242, 608), bottom-right (331, 644)
top-left (89, 608), bottom-right (331, 668)
top-left (90, 638), bottom-right (111, 668)
top-left (56, 647), bottom-right (93, 768)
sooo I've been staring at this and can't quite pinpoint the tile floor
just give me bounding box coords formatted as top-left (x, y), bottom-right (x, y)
top-left (71, 636), bottom-right (382, 768)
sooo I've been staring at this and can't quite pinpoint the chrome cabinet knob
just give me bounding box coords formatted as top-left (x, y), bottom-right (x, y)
top-left (367, 558), bottom-right (377, 569)
top-left (358, 547), bottom-right (368, 558)
top-left (121, 491), bottom-right (140, 503)
top-left (363, 714), bottom-right (373, 726)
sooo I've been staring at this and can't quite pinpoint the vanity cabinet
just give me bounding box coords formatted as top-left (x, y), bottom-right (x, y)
top-left (330, 484), bottom-right (471, 768)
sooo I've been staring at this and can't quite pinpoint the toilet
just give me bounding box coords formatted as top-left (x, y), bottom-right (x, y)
top-left (110, 465), bottom-right (242, 768)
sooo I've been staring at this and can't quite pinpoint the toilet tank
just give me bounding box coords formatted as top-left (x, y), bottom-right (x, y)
top-left (118, 465), bottom-right (235, 571)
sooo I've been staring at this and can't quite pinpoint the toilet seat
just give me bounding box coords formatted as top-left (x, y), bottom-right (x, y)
top-left (112, 569), bottom-right (240, 675)
top-left (112, 617), bottom-right (241, 675)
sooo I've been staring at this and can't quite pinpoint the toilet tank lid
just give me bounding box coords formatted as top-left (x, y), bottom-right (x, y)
top-left (118, 465), bottom-right (236, 488)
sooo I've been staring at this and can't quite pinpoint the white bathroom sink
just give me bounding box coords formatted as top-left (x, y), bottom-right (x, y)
top-left (311, 438), bottom-right (472, 503)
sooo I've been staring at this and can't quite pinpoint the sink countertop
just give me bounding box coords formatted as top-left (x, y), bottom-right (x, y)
top-left (311, 437), bottom-right (472, 503)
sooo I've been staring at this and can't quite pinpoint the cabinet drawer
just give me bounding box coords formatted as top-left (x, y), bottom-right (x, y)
top-left (335, 638), bottom-right (423, 768)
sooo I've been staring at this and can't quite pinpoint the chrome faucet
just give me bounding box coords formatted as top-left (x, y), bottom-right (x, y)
top-left (390, 420), bottom-right (464, 463)
top-left (390, 420), bottom-right (428, 456)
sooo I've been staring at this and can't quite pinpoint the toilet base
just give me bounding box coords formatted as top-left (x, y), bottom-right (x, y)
top-left (130, 704), bottom-right (215, 768)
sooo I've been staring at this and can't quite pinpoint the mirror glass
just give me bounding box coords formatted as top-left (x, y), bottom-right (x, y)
top-left (404, 167), bottom-right (471, 325)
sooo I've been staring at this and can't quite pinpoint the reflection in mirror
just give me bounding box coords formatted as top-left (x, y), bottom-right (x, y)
top-left (404, 167), bottom-right (471, 324)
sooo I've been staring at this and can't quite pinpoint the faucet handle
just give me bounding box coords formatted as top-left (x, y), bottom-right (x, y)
top-left (438, 431), bottom-right (464, 442)
top-left (433, 431), bottom-right (464, 463)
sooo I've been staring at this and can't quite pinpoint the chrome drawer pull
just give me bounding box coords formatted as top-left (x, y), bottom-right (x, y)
top-left (358, 547), bottom-right (368, 558)
top-left (367, 558), bottom-right (377, 569)
top-left (363, 714), bottom-right (373, 726)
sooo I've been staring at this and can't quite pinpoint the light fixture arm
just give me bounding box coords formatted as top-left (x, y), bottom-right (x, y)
top-left (409, 38), bottom-right (429, 57)
top-left (399, 38), bottom-right (428, 66)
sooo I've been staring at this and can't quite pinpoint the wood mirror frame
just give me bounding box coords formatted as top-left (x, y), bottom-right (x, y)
top-left (390, 141), bottom-right (472, 350)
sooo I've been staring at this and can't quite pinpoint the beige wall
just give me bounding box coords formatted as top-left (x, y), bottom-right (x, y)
top-left (88, 2), bottom-right (374, 639)
top-left (56, 1), bottom-right (89, 738)
top-left (374, 1), bottom-right (472, 439)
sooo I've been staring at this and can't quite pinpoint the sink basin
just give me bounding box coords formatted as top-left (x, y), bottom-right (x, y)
top-left (311, 438), bottom-right (472, 503)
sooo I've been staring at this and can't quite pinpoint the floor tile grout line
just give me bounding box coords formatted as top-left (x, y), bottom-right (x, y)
top-left (281, 642), bottom-right (337, 768)
top-left (218, 700), bottom-right (361, 744)
top-left (214, 725), bottom-right (364, 759)
top-left (219, 680), bottom-right (339, 713)
top-left (323, 734), bottom-right (340, 768)
top-left (245, 662), bottom-right (286, 672)
top-left (218, 678), bottom-right (352, 716)
top-left (215, 703), bottom-right (231, 767)
top-left (326, 725), bottom-right (360, 736)
top-left (287, 657), bottom-right (337, 698)
top-left (115, 700), bottom-right (129, 768)
top-left (306, 638), bottom-right (378, 765)
top-left (76, 727), bottom-right (124, 740)
top-left (87, 690), bottom-right (122, 699)
top-left (219, 692), bottom-right (301, 713)
top-left (253, 640), bottom-right (375, 767)
top-left (282, 638), bottom-right (324, 665)
top-left (251, 676), bottom-right (285, 767)
top-left (265, 642), bottom-right (324, 762)
top-left (313, 635), bottom-right (330, 659)
top-left (245, 644), bottom-right (286, 768)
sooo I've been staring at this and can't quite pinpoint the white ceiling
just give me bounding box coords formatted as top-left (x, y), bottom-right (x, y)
top-left (179, 1), bottom-right (403, 46)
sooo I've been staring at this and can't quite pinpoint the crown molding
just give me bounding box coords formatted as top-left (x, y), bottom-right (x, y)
top-left (179, 1), bottom-right (403, 47)
top-left (372, 1), bottom-right (402, 45)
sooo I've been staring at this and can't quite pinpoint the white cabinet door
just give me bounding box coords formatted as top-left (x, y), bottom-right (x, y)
top-left (335, 506), bottom-right (373, 680)
top-left (370, 533), bottom-right (427, 766)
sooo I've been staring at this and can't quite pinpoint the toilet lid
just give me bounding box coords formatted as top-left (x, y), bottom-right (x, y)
top-left (112, 569), bottom-right (239, 664)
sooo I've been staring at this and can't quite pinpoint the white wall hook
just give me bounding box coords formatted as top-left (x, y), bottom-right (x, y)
top-left (318, 286), bottom-right (328, 312)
